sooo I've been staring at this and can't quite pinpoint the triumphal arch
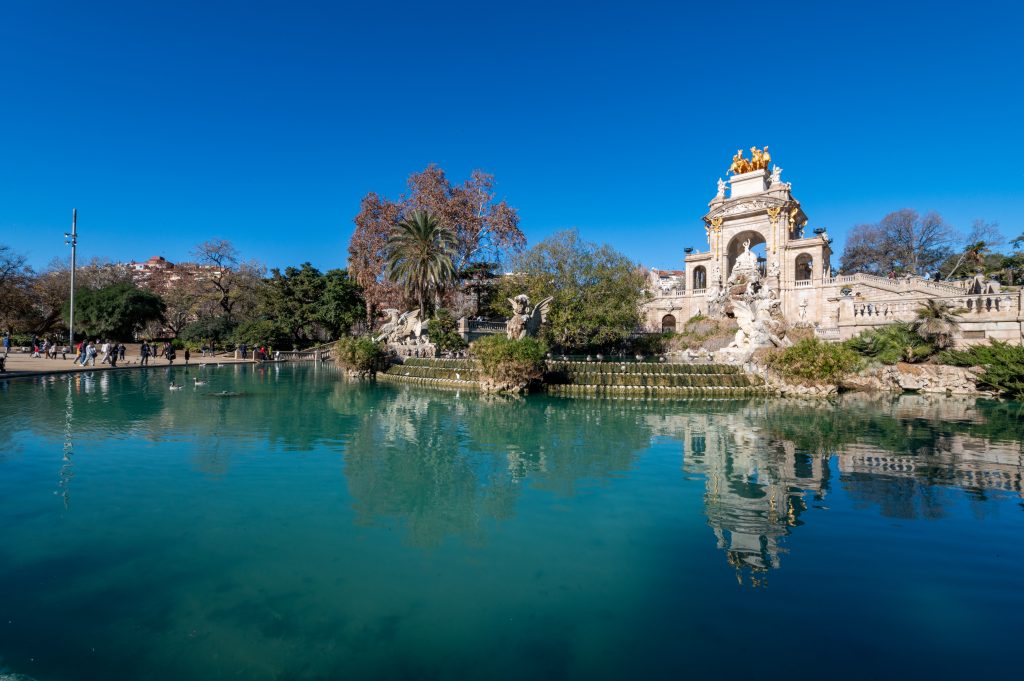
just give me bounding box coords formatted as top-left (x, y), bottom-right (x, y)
top-left (644, 148), bottom-right (1024, 346)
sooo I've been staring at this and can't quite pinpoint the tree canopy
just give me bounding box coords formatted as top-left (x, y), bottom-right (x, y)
top-left (66, 282), bottom-right (166, 340)
top-left (494, 230), bottom-right (646, 352)
top-left (349, 165), bottom-right (525, 323)
top-left (260, 263), bottom-right (365, 346)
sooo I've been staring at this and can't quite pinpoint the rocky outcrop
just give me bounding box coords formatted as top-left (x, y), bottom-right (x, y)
top-left (842, 363), bottom-right (982, 395)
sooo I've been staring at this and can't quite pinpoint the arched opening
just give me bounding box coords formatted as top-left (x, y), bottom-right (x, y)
top-left (795, 253), bottom-right (813, 281)
top-left (661, 314), bottom-right (677, 333)
top-left (693, 266), bottom-right (707, 290)
top-left (726, 230), bottom-right (767, 279)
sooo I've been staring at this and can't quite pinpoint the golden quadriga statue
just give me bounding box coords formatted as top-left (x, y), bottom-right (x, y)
top-left (729, 146), bottom-right (771, 175)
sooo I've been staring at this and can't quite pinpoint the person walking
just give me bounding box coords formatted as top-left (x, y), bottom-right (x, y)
top-left (140, 342), bottom-right (150, 366)
top-left (2, 332), bottom-right (9, 356)
top-left (86, 341), bottom-right (97, 366)
top-left (118, 343), bottom-right (126, 362)
top-left (109, 345), bottom-right (118, 367)
top-left (75, 340), bottom-right (85, 365)
top-left (164, 342), bottom-right (176, 365)
top-left (100, 340), bottom-right (111, 364)
top-left (184, 347), bottom-right (190, 365)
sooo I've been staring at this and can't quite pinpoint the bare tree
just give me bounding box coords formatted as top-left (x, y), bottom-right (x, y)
top-left (190, 239), bottom-right (263, 320)
top-left (840, 209), bottom-right (955, 275)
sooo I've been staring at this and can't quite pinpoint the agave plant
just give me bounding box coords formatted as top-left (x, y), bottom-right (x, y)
top-left (385, 210), bottom-right (456, 317)
top-left (913, 299), bottom-right (963, 349)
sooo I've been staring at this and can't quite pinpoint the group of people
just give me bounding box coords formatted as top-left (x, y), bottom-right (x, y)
top-left (27, 336), bottom-right (72, 360)
top-left (72, 340), bottom-right (129, 366)
top-left (68, 340), bottom-right (189, 367)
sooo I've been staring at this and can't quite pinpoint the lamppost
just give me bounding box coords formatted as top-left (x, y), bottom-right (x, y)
top-left (64, 209), bottom-right (78, 346)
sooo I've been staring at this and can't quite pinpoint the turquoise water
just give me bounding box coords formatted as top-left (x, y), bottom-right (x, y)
top-left (1, 364), bottom-right (1022, 680)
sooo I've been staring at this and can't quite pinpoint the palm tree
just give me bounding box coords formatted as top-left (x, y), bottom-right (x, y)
top-left (944, 241), bottom-right (988, 280)
top-left (385, 210), bottom-right (456, 317)
top-left (913, 299), bottom-right (962, 349)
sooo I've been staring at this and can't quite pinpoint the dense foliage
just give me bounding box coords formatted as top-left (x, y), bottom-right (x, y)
top-left (766, 337), bottom-right (860, 383)
top-left (65, 283), bottom-right (165, 340)
top-left (179, 315), bottom-right (236, 350)
top-left (493, 230), bottom-right (645, 352)
top-left (844, 322), bottom-right (936, 365)
top-left (939, 341), bottom-right (1024, 399)
top-left (335, 336), bottom-right (387, 374)
top-left (232, 319), bottom-right (291, 349)
top-left (426, 309), bottom-right (468, 353)
top-left (471, 335), bottom-right (547, 390)
top-left (1, 238), bottom-right (366, 354)
top-left (349, 165), bottom-right (525, 322)
top-left (261, 263), bottom-right (364, 346)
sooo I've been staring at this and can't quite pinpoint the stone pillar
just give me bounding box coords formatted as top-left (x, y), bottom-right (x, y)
top-left (457, 316), bottom-right (470, 342)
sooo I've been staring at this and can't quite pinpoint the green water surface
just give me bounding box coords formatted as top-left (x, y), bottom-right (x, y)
top-left (1, 364), bottom-right (1022, 680)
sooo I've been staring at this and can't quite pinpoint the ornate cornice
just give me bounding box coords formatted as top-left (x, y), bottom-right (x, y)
top-left (704, 196), bottom-right (791, 222)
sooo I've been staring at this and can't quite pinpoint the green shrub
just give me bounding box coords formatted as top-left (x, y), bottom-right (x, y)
top-left (335, 336), bottom-right (387, 374)
top-left (766, 337), bottom-right (860, 383)
top-left (844, 322), bottom-right (936, 365)
top-left (668, 314), bottom-right (738, 352)
top-left (939, 340), bottom-right (1024, 399)
top-left (471, 335), bottom-right (547, 389)
top-left (233, 318), bottom-right (291, 349)
top-left (426, 309), bottom-right (468, 353)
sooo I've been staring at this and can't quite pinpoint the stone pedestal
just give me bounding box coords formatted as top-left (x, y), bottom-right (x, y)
top-left (728, 169), bottom-right (769, 198)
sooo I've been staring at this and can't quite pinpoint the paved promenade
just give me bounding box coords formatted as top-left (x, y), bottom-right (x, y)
top-left (1, 349), bottom-right (252, 379)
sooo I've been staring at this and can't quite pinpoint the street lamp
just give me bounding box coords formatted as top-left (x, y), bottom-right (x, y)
top-left (64, 209), bottom-right (78, 347)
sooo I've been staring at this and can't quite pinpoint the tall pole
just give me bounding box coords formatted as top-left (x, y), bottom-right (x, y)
top-left (65, 209), bottom-right (78, 346)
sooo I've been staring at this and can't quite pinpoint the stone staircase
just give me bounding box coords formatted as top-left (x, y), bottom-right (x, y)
top-left (379, 358), bottom-right (767, 397)
top-left (543, 361), bottom-right (767, 397)
top-left (379, 358), bottom-right (481, 389)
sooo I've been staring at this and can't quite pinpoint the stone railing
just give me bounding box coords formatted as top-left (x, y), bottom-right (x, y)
top-left (277, 342), bottom-right (336, 362)
top-left (850, 292), bottom-right (1019, 321)
top-left (692, 288), bottom-right (706, 296)
top-left (814, 327), bottom-right (841, 339)
top-left (793, 279), bottom-right (812, 288)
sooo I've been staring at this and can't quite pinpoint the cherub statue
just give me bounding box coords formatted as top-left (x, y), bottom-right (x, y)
top-left (506, 294), bottom-right (554, 340)
top-left (770, 165), bottom-right (782, 185)
top-left (716, 177), bottom-right (727, 198)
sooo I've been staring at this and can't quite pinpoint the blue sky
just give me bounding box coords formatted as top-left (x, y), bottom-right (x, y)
top-left (2, 0), bottom-right (1022, 273)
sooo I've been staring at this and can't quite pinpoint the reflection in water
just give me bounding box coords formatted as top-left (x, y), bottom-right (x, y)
top-left (59, 375), bottom-right (76, 510)
top-left (1, 368), bottom-right (1021, 581)
top-left (333, 387), bottom-right (1023, 582)
top-left (0, 367), bottom-right (1023, 680)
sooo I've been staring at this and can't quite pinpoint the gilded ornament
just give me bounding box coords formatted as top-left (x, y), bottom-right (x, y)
top-left (728, 146), bottom-right (771, 175)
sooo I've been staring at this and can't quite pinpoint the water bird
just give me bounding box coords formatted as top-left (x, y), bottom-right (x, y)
top-left (169, 382), bottom-right (184, 391)
top-left (194, 378), bottom-right (207, 387)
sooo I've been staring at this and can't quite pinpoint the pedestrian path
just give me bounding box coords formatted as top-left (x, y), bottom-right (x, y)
top-left (0, 351), bottom-right (251, 379)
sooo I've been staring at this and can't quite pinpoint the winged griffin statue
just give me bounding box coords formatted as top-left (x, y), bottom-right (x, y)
top-left (506, 294), bottom-right (553, 340)
top-left (374, 309), bottom-right (423, 344)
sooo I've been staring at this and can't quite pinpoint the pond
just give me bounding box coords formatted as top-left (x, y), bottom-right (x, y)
top-left (1, 364), bottom-right (1022, 680)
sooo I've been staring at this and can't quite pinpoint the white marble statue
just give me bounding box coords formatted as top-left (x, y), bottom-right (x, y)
top-left (770, 165), bottom-right (782, 186)
top-left (375, 309), bottom-right (423, 344)
top-left (506, 294), bottom-right (554, 340)
top-left (715, 178), bottom-right (727, 198)
top-left (732, 239), bottom-right (758, 277)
